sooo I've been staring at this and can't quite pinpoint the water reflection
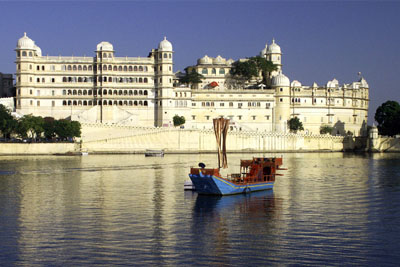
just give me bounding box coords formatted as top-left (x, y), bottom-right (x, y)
top-left (0, 153), bottom-right (399, 265)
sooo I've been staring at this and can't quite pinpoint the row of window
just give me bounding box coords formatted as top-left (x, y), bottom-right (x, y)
top-left (62, 89), bottom-right (149, 96)
top-left (196, 102), bottom-right (270, 108)
top-left (97, 65), bottom-right (149, 72)
top-left (62, 100), bottom-right (149, 106)
top-left (201, 68), bottom-right (226, 75)
top-left (62, 76), bottom-right (149, 83)
top-left (194, 115), bottom-right (267, 121)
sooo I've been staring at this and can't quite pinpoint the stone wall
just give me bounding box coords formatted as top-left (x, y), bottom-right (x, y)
top-left (80, 124), bottom-right (347, 153)
top-left (0, 143), bottom-right (78, 155)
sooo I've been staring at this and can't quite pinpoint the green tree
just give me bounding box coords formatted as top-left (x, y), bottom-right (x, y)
top-left (173, 115), bottom-right (185, 127)
top-left (320, 125), bottom-right (333, 135)
top-left (43, 117), bottom-right (56, 139)
top-left (179, 68), bottom-right (204, 87)
top-left (374, 101), bottom-right (400, 136)
top-left (230, 56), bottom-right (277, 84)
top-left (288, 117), bottom-right (304, 133)
top-left (17, 115), bottom-right (44, 140)
top-left (54, 119), bottom-right (81, 140)
top-left (0, 104), bottom-right (17, 138)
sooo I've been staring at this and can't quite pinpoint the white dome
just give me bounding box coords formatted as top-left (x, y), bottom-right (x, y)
top-left (327, 78), bottom-right (339, 88)
top-left (291, 80), bottom-right (302, 87)
top-left (272, 73), bottom-right (290, 87)
top-left (17, 32), bottom-right (35, 50)
top-left (312, 82), bottom-right (318, 88)
top-left (97, 41), bottom-right (114, 51)
top-left (198, 55), bottom-right (212, 65)
top-left (34, 45), bottom-right (42, 57)
top-left (158, 37), bottom-right (173, 51)
top-left (267, 38), bottom-right (281, 54)
top-left (212, 55), bottom-right (226, 65)
top-left (227, 59), bottom-right (235, 65)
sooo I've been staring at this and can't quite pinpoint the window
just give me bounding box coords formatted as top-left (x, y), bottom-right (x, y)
top-left (229, 102), bottom-right (233, 107)
top-left (37, 101), bottom-right (40, 106)
top-left (192, 115), bottom-right (196, 120)
top-left (252, 116), bottom-right (256, 120)
top-left (212, 68), bottom-right (216, 74)
top-left (206, 116), bottom-right (210, 120)
top-left (238, 115), bottom-right (242, 120)
top-left (52, 101), bottom-right (55, 107)
top-left (219, 69), bottom-right (225, 75)
top-left (52, 78), bottom-right (55, 83)
top-left (280, 98), bottom-right (283, 102)
top-left (220, 103), bottom-right (224, 107)
top-left (202, 68), bottom-right (208, 74)
top-left (52, 90), bottom-right (55, 96)
top-left (280, 88), bottom-right (283, 92)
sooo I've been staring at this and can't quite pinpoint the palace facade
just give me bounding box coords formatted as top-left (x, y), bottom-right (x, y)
top-left (14, 33), bottom-right (369, 136)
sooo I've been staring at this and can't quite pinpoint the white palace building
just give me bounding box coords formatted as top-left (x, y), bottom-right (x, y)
top-left (14, 33), bottom-right (369, 136)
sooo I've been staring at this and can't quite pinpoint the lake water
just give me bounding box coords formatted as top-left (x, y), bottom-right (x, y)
top-left (0, 153), bottom-right (399, 266)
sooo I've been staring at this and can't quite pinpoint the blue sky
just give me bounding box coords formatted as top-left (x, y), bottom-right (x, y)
top-left (1, 1), bottom-right (399, 123)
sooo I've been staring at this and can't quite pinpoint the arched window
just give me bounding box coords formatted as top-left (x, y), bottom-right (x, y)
top-left (42, 78), bottom-right (45, 83)
top-left (119, 90), bottom-right (122, 95)
top-left (113, 90), bottom-right (118, 95)
top-left (139, 101), bottom-right (143, 106)
top-left (108, 65), bottom-right (112, 71)
top-left (84, 77), bottom-right (88, 82)
top-left (103, 77), bottom-right (107, 82)
top-left (144, 90), bottom-right (148, 96)
top-left (78, 90), bottom-right (82, 95)
top-left (134, 66), bottom-right (138, 71)
top-left (144, 101), bottom-right (148, 106)
top-left (103, 100), bottom-right (107, 105)
top-left (83, 90), bottom-right (87, 95)
top-left (163, 53), bottom-right (167, 58)
top-left (169, 54), bottom-right (172, 59)
top-left (88, 90), bottom-right (92, 95)
top-left (109, 100), bottom-right (112, 105)
top-left (202, 68), bottom-right (208, 74)
top-left (129, 66), bottom-right (132, 71)
top-left (29, 52), bottom-right (33, 57)
top-left (88, 101), bottom-right (92, 106)
top-left (103, 89), bottom-right (107, 95)
top-left (98, 100), bottom-right (102, 105)
top-left (212, 68), bottom-right (216, 74)
top-left (129, 101), bottom-right (133, 106)
top-left (78, 101), bottom-right (82, 106)
top-left (219, 68), bottom-right (225, 74)
top-left (83, 65), bottom-right (87, 71)
top-left (68, 100), bottom-right (72, 106)
top-left (83, 101), bottom-right (87, 106)
top-left (68, 65), bottom-right (72, 71)
top-left (139, 90), bottom-right (143, 95)
top-left (68, 90), bottom-right (72, 95)
top-left (144, 78), bottom-right (148, 83)
top-left (139, 66), bottom-right (143, 71)
top-left (78, 65), bottom-right (82, 71)
top-left (134, 101), bottom-right (138, 106)
top-left (63, 100), bottom-right (67, 106)
top-left (78, 77), bottom-right (82, 83)
top-left (108, 77), bottom-right (112, 82)
top-left (73, 65), bottom-right (77, 71)
top-left (62, 90), bottom-right (66, 95)
top-left (124, 90), bottom-right (127, 95)
top-left (134, 90), bottom-right (138, 95)
top-left (129, 90), bottom-right (133, 95)
top-left (124, 100), bottom-right (127, 105)
top-left (22, 51), bottom-right (27, 57)
top-left (73, 100), bottom-right (77, 106)
top-left (144, 66), bottom-right (148, 72)
top-left (103, 65), bottom-right (107, 71)
top-left (118, 66), bottom-right (122, 71)
top-left (109, 53), bottom-right (112, 58)
top-left (114, 100), bottom-right (118, 105)
top-left (37, 66), bottom-right (40, 71)
top-left (73, 90), bottom-right (77, 95)
top-left (124, 66), bottom-right (127, 71)
top-left (108, 89), bottom-right (112, 95)
top-left (63, 77), bottom-right (67, 82)
top-left (113, 66), bottom-right (117, 71)
top-left (88, 66), bottom-right (92, 71)
top-left (139, 78), bottom-right (143, 83)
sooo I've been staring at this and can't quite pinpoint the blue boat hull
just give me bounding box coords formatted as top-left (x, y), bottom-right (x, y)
top-left (189, 172), bottom-right (274, 195)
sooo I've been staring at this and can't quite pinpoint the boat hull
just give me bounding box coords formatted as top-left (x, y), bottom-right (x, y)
top-left (189, 173), bottom-right (274, 195)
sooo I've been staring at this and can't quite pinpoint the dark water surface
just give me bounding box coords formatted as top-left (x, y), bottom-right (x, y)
top-left (0, 153), bottom-right (399, 266)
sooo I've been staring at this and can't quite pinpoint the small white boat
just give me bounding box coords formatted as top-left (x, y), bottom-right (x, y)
top-left (184, 180), bottom-right (195, 190)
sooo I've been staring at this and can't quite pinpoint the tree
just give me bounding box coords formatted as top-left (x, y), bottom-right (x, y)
top-left (320, 125), bottom-right (333, 135)
top-left (288, 117), bottom-right (304, 133)
top-left (374, 101), bottom-right (400, 136)
top-left (17, 115), bottom-right (44, 140)
top-left (0, 104), bottom-right (17, 138)
top-left (43, 117), bottom-right (56, 139)
top-left (54, 119), bottom-right (81, 140)
top-left (179, 68), bottom-right (204, 87)
top-left (230, 56), bottom-right (277, 84)
top-left (173, 115), bottom-right (185, 127)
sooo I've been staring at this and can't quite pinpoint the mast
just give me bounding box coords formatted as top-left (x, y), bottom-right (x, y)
top-left (213, 118), bottom-right (230, 169)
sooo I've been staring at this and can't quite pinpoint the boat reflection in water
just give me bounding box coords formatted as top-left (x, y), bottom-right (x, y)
top-left (187, 190), bottom-right (281, 265)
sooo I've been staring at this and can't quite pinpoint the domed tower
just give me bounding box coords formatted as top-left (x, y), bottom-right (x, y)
top-left (266, 39), bottom-right (282, 76)
top-left (259, 43), bottom-right (268, 58)
top-left (154, 37), bottom-right (174, 126)
top-left (96, 41), bottom-right (114, 60)
top-left (272, 73), bottom-right (290, 132)
top-left (15, 33), bottom-right (41, 110)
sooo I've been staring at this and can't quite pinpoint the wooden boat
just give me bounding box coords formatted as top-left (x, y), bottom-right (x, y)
top-left (188, 118), bottom-right (285, 195)
top-left (184, 180), bottom-right (195, 190)
top-left (145, 150), bottom-right (164, 157)
top-left (189, 157), bottom-right (284, 195)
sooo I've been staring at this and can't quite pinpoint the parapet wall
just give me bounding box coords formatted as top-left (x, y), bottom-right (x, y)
top-left (0, 143), bottom-right (77, 155)
top-left (80, 124), bottom-right (348, 153)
